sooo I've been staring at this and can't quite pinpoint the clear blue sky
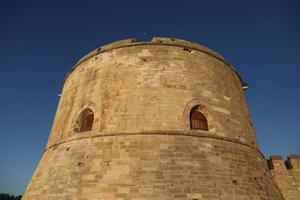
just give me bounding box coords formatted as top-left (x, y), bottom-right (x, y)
top-left (0, 0), bottom-right (299, 196)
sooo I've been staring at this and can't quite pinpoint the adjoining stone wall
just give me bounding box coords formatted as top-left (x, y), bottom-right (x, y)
top-left (22, 37), bottom-right (286, 199)
top-left (23, 134), bottom-right (283, 200)
top-left (268, 155), bottom-right (300, 200)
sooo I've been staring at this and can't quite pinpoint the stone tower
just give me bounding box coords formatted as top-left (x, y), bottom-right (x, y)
top-left (22, 37), bottom-right (285, 200)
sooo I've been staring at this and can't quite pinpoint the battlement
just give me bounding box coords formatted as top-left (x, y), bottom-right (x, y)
top-left (267, 154), bottom-right (300, 170)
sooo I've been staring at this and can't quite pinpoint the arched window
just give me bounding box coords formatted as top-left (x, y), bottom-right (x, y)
top-left (79, 109), bottom-right (94, 132)
top-left (190, 109), bottom-right (208, 131)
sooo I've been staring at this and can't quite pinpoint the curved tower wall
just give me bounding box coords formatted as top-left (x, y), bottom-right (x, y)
top-left (48, 37), bottom-right (257, 148)
top-left (22, 37), bottom-right (284, 200)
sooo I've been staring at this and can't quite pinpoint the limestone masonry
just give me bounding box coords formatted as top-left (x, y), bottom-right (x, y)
top-left (22, 37), bottom-right (300, 200)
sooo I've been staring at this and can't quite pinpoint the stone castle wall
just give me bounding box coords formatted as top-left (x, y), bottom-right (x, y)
top-left (22, 37), bottom-right (285, 200)
top-left (23, 135), bottom-right (283, 200)
top-left (268, 155), bottom-right (300, 200)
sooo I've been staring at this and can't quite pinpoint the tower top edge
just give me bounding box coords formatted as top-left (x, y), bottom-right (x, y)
top-left (76, 37), bottom-right (226, 65)
top-left (63, 37), bottom-right (243, 86)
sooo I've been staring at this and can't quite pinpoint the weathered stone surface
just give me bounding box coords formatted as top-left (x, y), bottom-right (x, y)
top-left (268, 155), bottom-right (300, 200)
top-left (22, 37), bottom-right (286, 200)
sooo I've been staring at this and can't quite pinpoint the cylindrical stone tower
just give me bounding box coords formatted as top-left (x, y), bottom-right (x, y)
top-left (22, 37), bottom-right (284, 200)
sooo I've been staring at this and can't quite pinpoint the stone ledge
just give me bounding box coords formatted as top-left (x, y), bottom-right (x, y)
top-left (44, 130), bottom-right (263, 158)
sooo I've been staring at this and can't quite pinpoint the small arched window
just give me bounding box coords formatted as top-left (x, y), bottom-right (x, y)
top-left (190, 109), bottom-right (208, 131)
top-left (79, 109), bottom-right (94, 132)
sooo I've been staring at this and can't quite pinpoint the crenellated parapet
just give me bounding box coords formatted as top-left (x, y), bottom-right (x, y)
top-left (267, 155), bottom-right (300, 200)
top-left (267, 154), bottom-right (300, 171)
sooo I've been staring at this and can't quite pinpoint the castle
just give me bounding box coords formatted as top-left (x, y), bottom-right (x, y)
top-left (22, 37), bottom-right (300, 200)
